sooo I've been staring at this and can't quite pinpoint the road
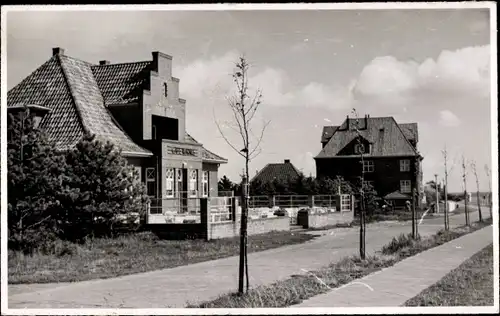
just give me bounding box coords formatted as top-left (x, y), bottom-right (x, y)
top-left (8, 206), bottom-right (491, 309)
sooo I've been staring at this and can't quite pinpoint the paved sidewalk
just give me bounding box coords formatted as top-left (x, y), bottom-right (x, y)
top-left (295, 225), bottom-right (493, 307)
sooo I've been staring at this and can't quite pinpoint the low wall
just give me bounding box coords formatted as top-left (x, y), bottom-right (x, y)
top-left (209, 216), bottom-right (290, 240)
top-left (298, 211), bottom-right (354, 229)
top-left (146, 223), bottom-right (207, 240)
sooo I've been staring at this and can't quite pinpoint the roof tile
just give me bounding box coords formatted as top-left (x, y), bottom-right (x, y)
top-left (316, 117), bottom-right (418, 158)
top-left (251, 161), bottom-right (301, 183)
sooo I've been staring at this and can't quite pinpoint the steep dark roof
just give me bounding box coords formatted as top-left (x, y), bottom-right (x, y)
top-left (251, 160), bottom-right (302, 183)
top-left (321, 126), bottom-right (339, 144)
top-left (7, 50), bottom-right (228, 163)
top-left (91, 61), bottom-right (152, 105)
top-left (316, 116), bottom-right (419, 159)
top-left (399, 123), bottom-right (418, 143)
top-left (8, 54), bottom-right (152, 156)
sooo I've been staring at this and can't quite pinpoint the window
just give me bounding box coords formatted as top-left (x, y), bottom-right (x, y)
top-left (340, 194), bottom-right (351, 212)
top-left (400, 180), bottom-right (411, 193)
top-left (400, 159), bottom-right (410, 172)
top-left (354, 143), bottom-right (365, 154)
top-left (362, 160), bottom-right (374, 173)
top-left (165, 168), bottom-right (174, 198)
top-left (189, 169), bottom-right (198, 197)
top-left (176, 168), bottom-right (183, 197)
top-left (163, 82), bottom-right (168, 97)
top-left (202, 171), bottom-right (209, 197)
top-left (145, 167), bottom-right (156, 197)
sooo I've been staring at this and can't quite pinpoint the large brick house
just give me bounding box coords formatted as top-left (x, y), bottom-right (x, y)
top-left (251, 159), bottom-right (302, 184)
top-left (315, 115), bottom-right (423, 206)
top-left (7, 47), bottom-right (228, 210)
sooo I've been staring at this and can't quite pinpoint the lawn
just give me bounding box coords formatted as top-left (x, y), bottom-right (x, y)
top-left (404, 243), bottom-right (494, 306)
top-left (8, 230), bottom-right (316, 284)
top-left (190, 218), bottom-right (491, 308)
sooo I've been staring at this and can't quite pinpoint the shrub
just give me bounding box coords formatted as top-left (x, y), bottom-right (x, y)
top-left (381, 233), bottom-right (418, 255)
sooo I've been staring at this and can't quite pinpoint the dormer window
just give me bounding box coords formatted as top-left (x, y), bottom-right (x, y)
top-left (163, 82), bottom-right (168, 97)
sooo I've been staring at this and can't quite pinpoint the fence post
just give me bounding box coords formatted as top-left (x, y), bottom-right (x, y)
top-left (308, 195), bottom-right (314, 208)
top-left (271, 195), bottom-right (276, 208)
top-left (200, 198), bottom-right (210, 241)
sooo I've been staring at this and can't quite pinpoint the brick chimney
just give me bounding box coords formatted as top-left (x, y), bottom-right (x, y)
top-left (284, 159), bottom-right (290, 164)
top-left (346, 115), bottom-right (349, 130)
top-left (365, 114), bottom-right (369, 129)
top-left (99, 60), bottom-right (110, 65)
top-left (52, 47), bottom-right (65, 56)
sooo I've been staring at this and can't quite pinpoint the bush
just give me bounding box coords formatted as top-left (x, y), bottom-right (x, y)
top-left (381, 233), bottom-right (419, 255)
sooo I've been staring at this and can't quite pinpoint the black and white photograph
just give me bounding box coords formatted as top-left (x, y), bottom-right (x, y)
top-left (1, 2), bottom-right (498, 314)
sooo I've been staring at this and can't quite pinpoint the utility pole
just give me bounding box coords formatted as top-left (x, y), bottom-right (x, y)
top-left (434, 174), bottom-right (440, 215)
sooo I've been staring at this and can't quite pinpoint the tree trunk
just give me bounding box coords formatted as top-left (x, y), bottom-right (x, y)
top-left (476, 190), bottom-right (483, 222)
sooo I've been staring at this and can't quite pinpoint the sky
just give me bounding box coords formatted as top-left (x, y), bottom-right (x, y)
top-left (4, 6), bottom-right (494, 192)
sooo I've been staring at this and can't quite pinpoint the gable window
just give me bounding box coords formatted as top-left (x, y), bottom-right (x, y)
top-left (165, 168), bottom-right (174, 198)
top-left (176, 168), bottom-right (183, 197)
top-left (202, 171), bottom-right (209, 197)
top-left (400, 180), bottom-right (411, 193)
top-left (189, 169), bottom-right (198, 197)
top-left (354, 143), bottom-right (365, 154)
top-left (163, 82), bottom-right (168, 97)
top-left (145, 167), bottom-right (157, 198)
top-left (362, 160), bottom-right (374, 173)
top-left (400, 159), bottom-right (411, 172)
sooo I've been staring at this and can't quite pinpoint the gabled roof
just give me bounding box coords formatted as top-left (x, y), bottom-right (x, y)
top-left (8, 53), bottom-right (152, 157)
top-left (251, 160), bottom-right (302, 184)
top-left (399, 123), bottom-right (418, 143)
top-left (184, 133), bottom-right (228, 164)
top-left (316, 116), bottom-right (419, 159)
top-left (91, 61), bottom-right (152, 105)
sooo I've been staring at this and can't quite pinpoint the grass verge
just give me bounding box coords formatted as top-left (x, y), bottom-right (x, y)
top-left (404, 243), bottom-right (494, 306)
top-left (8, 230), bottom-right (315, 284)
top-left (190, 218), bottom-right (491, 308)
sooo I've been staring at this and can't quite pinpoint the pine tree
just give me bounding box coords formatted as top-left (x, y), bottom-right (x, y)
top-left (59, 134), bottom-right (148, 241)
top-left (7, 109), bottom-right (67, 252)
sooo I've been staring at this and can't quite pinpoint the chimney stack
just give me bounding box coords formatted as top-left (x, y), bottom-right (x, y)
top-left (346, 115), bottom-right (349, 130)
top-left (99, 60), bottom-right (110, 65)
top-left (52, 47), bottom-right (65, 56)
top-left (284, 159), bottom-right (290, 164)
top-left (365, 114), bottom-right (369, 129)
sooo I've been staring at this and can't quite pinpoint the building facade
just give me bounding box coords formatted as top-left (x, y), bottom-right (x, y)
top-left (315, 115), bottom-right (423, 204)
top-left (7, 47), bottom-right (227, 213)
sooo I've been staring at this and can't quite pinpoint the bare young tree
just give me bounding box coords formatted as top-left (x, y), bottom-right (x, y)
top-left (214, 55), bottom-right (270, 294)
top-left (470, 160), bottom-right (483, 222)
top-left (351, 108), bottom-right (366, 259)
top-left (484, 164), bottom-right (492, 219)
top-left (461, 155), bottom-right (470, 227)
top-left (442, 146), bottom-right (450, 231)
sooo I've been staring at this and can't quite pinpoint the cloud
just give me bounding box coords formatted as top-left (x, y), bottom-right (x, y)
top-left (438, 110), bottom-right (461, 127)
top-left (352, 45), bottom-right (490, 104)
top-left (178, 52), bottom-right (352, 111)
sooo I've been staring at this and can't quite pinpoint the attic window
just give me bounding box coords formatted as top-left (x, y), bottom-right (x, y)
top-left (354, 143), bottom-right (365, 154)
top-left (163, 82), bottom-right (168, 97)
